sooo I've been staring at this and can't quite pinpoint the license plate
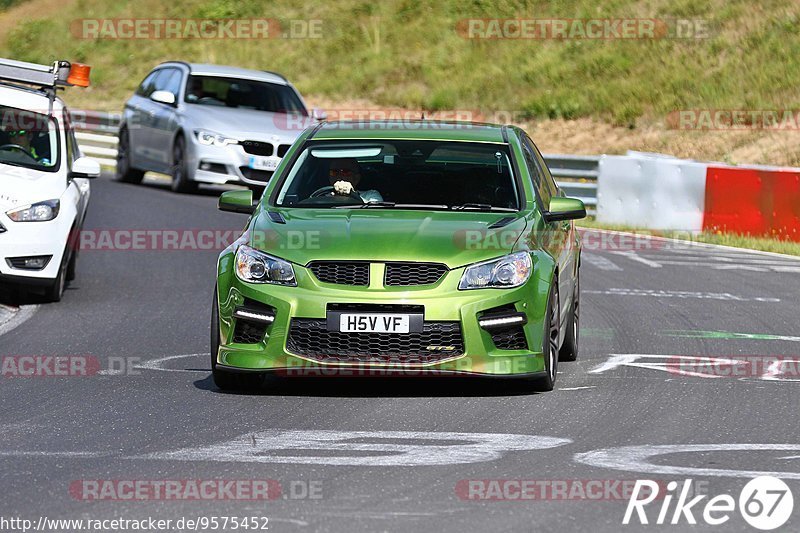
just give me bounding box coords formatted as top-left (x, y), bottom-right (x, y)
top-left (248, 156), bottom-right (280, 171)
top-left (339, 313), bottom-right (410, 333)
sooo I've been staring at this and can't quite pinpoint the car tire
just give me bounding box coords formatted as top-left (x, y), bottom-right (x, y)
top-left (44, 246), bottom-right (69, 303)
top-left (531, 283), bottom-right (559, 392)
top-left (559, 272), bottom-right (579, 362)
top-left (115, 127), bottom-right (145, 184)
top-left (210, 289), bottom-right (263, 392)
top-left (170, 135), bottom-right (197, 194)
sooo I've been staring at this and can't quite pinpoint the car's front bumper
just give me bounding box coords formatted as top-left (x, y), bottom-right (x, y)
top-left (0, 215), bottom-right (70, 284)
top-left (187, 137), bottom-right (291, 187)
top-left (215, 258), bottom-right (555, 377)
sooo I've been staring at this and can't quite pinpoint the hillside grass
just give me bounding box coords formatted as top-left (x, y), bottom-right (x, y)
top-left (1, 0), bottom-right (799, 125)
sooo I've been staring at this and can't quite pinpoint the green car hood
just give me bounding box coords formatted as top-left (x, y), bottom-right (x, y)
top-left (248, 209), bottom-right (527, 269)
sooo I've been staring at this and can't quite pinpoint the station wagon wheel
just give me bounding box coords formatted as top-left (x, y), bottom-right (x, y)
top-left (115, 127), bottom-right (144, 184)
top-left (170, 135), bottom-right (197, 194)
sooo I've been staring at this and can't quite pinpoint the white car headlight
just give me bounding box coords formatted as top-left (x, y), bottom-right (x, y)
top-left (195, 130), bottom-right (238, 147)
top-left (6, 199), bottom-right (60, 222)
top-left (235, 245), bottom-right (296, 285)
top-left (459, 251), bottom-right (532, 290)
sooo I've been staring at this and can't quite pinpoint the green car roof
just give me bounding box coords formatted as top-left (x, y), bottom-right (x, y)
top-left (312, 120), bottom-right (508, 144)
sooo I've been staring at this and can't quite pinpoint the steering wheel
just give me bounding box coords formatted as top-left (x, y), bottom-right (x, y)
top-left (309, 186), bottom-right (362, 201)
top-left (0, 144), bottom-right (36, 160)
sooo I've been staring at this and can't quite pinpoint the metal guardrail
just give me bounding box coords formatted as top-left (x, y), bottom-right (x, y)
top-left (72, 110), bottom-right (598, 213)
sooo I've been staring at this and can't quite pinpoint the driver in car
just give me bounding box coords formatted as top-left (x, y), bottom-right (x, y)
top-left (0, 128), bottom-right (48, 164)
top-left (328, 159), bottom-right (383, 203)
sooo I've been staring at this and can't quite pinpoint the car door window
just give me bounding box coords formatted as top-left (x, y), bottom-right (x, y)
top-left (62, 109), bottom-right (79, 164)
top-left (529, 138), bottom-right (559, 199)
top-left (520, 133), bottom-right (550, 205)
top-left (156, 68), bottom-right (182, 97)
top-left (135, 71), bottom-right (160, 98)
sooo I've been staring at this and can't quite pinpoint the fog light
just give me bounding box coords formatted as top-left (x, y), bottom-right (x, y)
top-left (6, 255), bottom-right (52, 270)
top-left (478, 312), bottom-right (527, 330)
top-left (233, 307), bottom-right (275, 324)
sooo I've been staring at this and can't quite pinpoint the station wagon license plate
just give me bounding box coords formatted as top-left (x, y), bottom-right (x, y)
top-left (248, 156), bottom-right (281, 171)
top-left (338, 313), bottom-right (410, 333)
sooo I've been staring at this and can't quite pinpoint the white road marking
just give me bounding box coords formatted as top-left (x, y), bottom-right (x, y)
top-left (559, 386), bottom-right (596, 391)
top-left (134, 353), bottom-right (209, 373)
top-left (589, 354), bottom-right (800, 382)
top-left (0, 451), bottom-right (114, 458)
top-left (583, 288), bottom-right (779, 302)
top-left (574, 444), bottom-right (800, 479)
top-left (0, 304), bottom-right (38, 338)
top-left (589, 354), bottom-right (738, 378)
top-left (582, 253), bottom-right (623, 271)
top-left (610, 251), bottom-right (662, 268)
top-left (139, 430), bottom-right (571, 467)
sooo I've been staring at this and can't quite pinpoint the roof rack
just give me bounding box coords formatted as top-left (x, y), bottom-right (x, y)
top-left (0, 57), bottom-right (91, 114)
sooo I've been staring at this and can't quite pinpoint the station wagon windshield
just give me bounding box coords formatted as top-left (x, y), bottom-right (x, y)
top-left (274, 140), bottom-right (520, 211)
top-left (184, 74), bottom-right (307, 115)
top-left (0, 105), bottom-right (58, 172)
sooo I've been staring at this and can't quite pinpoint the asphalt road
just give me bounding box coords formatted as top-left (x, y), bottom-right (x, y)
top-left (0, 173), bottom-right (798, 533)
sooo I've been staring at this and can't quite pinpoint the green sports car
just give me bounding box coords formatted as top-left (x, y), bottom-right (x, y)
top-left (212, 121), bottom-right (585, 392)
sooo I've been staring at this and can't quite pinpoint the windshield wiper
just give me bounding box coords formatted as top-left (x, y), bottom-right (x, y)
top-left (332, 202), bottom-right (452, 210)
top-left (450, 203), bottom-right (517, 212)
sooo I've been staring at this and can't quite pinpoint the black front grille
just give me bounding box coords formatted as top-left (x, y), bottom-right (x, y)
top-left (308, 261), bottom-right (369, 286)
top-left (240, 140), bottom-right (274, 156)
top-left (277, 144), bottom-right (291, 157)
top-left (287, 319), bottom-right (464, 364)
top-left (491, 327), bottom-right (528, 350)
top-left (385, 262), bottom-right (448, 286)
top-left (239, 167), bottom-right (274, 182)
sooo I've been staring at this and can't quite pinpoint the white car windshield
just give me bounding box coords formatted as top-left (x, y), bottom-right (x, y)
top-left (0, 105), bottom-right (59, 171)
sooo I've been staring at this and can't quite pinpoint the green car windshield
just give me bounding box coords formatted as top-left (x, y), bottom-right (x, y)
top-left (274, 140), bottom-right (520, 211)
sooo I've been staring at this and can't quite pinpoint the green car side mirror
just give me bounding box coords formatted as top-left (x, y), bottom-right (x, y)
top-left (218, 190), bottom-right (255, 214)
top-left (544, 197), bottom-right (586, 222)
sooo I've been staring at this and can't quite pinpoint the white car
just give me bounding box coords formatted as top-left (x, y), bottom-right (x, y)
top-left (0, 58), bottom-right (100, 301)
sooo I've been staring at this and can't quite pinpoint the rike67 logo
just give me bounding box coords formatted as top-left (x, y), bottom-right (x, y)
top-left (624, 476), bottom-right (794, 530)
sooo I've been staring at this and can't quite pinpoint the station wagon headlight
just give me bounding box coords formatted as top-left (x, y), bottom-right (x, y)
top-left (6, 199), bottom-right (60, 222)
top-left (459, 251), bottom-right (532, 290)
top-left (195, 130), bottom-right (238, 147)
top-left (235, 245), bottom-right (296, 285)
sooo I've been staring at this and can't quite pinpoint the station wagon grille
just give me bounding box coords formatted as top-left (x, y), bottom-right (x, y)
top-left (385, 262), bottom-right (448, 286)
top-left (308, 261), bottom-right (369, 286)
top-left (286, 319), bottom-right (464, 364)
top-left (240, 140), bottom-right (274, 156)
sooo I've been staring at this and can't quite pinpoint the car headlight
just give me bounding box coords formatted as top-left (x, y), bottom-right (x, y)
top-left (195, 130), bottom-right (238, 147)
top-left (235, 245), bottom-right (296, 285)
top-left (459, 251), bottom-right (532, 290)
top-left (6, 200), bottom-right (60, 222)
